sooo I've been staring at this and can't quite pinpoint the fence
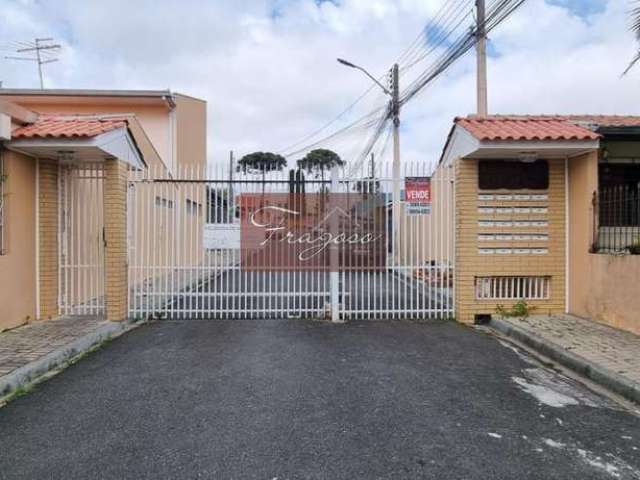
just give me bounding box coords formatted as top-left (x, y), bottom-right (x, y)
top-left (58, 163), bottom-right (106, 316)
top-left (594, 183), bottom-right (640, 253)
top-left (127, 161), bottom-right (455, 320)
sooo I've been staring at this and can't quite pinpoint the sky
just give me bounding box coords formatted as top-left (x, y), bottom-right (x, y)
top-left (1, 0), bottom-right (639, 172)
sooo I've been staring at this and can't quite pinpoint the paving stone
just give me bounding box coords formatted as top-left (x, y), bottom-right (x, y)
top-left (504, 314), bottom-right (640, 386)
top-left (0, 316), bottom-right (107, 378)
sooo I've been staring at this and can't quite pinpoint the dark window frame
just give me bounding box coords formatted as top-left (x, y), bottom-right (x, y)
top-left (478, 159), bottom-right (549, 190)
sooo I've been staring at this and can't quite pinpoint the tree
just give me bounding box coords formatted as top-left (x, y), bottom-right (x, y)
top-left (624, 3), bottom-right (640, 74)
top-left (297, 149), bottom-right (345, 189)
top-left (237, 151), bottom-right (287, 193)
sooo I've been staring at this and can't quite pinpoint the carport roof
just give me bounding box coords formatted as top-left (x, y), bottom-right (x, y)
top-left (12, 114), bottom-right (128, 139)
top-left (6, 113), bottom-right (147, 169)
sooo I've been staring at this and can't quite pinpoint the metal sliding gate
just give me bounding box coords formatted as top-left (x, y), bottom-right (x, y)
top-left (58, 163), bottom-right (106, 316)
top-left (128, 162), bottom-right (454, 320)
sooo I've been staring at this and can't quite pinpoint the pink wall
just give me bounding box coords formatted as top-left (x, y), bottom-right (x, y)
top-left (568, 151), bottom-right (640, 335)
top-left (0, 151), bottom-right (36, 329)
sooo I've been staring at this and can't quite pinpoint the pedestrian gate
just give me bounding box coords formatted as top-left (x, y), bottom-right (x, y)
top-left (128, 162), bottom-right (454, 320)
top-left (58, 163), bottom-right (106, 316)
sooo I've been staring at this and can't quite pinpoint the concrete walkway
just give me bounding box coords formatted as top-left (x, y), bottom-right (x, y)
top-left (490, 314), bottom-right (640, 404)
top-left (0, 316), bottom-right (130, 397)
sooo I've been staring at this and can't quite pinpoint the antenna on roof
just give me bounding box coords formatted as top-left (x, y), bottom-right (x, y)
top-left (5, 38), bottom-right (62, 89)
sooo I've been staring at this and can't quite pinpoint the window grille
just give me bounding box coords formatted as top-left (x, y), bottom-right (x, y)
top-left (475, 276), bottom-right (550, 300)
top-left (594, 184), bottom-right (640, 253)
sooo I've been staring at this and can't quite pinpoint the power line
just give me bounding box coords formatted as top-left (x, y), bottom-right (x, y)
top-left (276, 82), bottom-right (381, 155)
top-left (399, 0), bottom-right (474, 72)
top-left (276, 0), bottom-right (525, 171)
top-left (5, 38), bottom-right (62, 89)
top-left (399, 0), bottom-right (526, 106)
top-left (276, 1), bottom-right (465, 158)
top-left (395, 0), bottom-right (468, 68)
top-left (349, 0), bottom-right (525, 174)
top-left (282, 105), bottom-right (386, 159)
top-left (400, 0), bottom-right (475, 72)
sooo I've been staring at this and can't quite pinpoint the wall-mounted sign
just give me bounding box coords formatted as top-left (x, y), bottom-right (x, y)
top-left (405, 177), bottom-right (431, 215)
top-left (204, 224), bottom-right (240, 250)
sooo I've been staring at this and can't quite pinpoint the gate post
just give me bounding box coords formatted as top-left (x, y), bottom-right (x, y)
top-left (103, 159), bottom-right (128, 321)
top-left (38, 158), bottom-right (59, 319)
top-left (329, 165), bottom-right (341, 323)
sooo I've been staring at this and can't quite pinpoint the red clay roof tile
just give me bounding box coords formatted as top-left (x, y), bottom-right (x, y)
top-left (455, 115), bottom-right (602, 141)
top-left (12, 114), bottom-right (128, 139)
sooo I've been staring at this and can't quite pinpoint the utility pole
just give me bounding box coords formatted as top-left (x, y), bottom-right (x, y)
top-left (5, 38), bottom-right (61, 89)
top-left (337, 58), bottom-right (402, 263)
top-left (476, 0), bottom-right (488, 116)
top-left (391, 63), bottom-right (401, 264)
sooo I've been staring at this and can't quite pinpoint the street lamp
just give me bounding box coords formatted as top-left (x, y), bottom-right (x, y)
top-left (337, 58), bottom-right (401, 266)
top-left (337, 58), bottom-right (392, 96)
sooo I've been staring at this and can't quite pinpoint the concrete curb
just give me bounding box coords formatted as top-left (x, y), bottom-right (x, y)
top-left (489, 317), bottom-right (640, 406)
top-left (0, 320), bottom-right (139, 398)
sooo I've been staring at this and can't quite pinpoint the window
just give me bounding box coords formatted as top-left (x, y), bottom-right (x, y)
top-left (478, 160), bottom-right (549, 190)
top-left (186, 199), bottom-right (202, 216)
top-left (0, 151), bottom-right (5, 255)
top-left (155, 196), bottom-right (174, 209)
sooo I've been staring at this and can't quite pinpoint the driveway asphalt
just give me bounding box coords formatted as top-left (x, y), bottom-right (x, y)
top-left (1, 319), bottom-right (639, 479)
top-left (170, 269), bottom-right (450, 319)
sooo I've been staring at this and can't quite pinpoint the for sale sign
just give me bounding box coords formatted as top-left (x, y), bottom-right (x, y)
top-left (405, 177), bottom-right (431, 214)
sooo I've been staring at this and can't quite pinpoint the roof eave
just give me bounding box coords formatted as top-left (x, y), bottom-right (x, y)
top-left (463, 138), bottom-right (601, 159)
top-left (5, 126), bottom-right (146, 169)
top-left (0, 88), bottom-right (176, 110)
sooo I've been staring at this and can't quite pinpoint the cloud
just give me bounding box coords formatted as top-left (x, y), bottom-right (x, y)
top-left (0, 0), bottom-right (638, 172)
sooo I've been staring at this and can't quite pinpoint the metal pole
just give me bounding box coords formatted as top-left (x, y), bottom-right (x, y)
top-left (228, 151), bottom-right (234, 222)
top-left (35, 39), bottom-right (44, 89)
top-left (330, 163), bottom-right (341, 323)
top-left (476, 0), bottom-right (488, 116)
top-left (370, 153), bottom-right (375, 181)
top-left (391, 63), bottom-right (401, 264)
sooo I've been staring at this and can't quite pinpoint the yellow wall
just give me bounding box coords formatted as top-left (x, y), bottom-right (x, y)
top-left (455, 157), bottom-right (566, 323)
top-left (0, 150), bottom-right (36, 329)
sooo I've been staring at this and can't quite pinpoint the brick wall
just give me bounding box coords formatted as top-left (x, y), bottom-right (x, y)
top-left (103, 159), bottom-right (128, 321)
top-left (455, 158), bottom-right (566, 323)
top-left (39, 158), bottom-right (58, 319)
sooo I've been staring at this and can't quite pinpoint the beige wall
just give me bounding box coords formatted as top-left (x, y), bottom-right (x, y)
top-left (175, 94), bottom-right (207, 168)
top-left (0, 95), bottom-right (175, 172)
top-left (567, 151), bottom-right (598, 314)
top-left (0, 150), bottom-right (36, 330)
top-left (1, 93), bottom-right (208, 174)
top-left (573, 254), bottom-right (640, 335)
top-left (455, 157), bottom-right (567, 323)
top-left (0, 92), bottom-right (208, 321)
top-left (567, 151), bottom-right (640, 334)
